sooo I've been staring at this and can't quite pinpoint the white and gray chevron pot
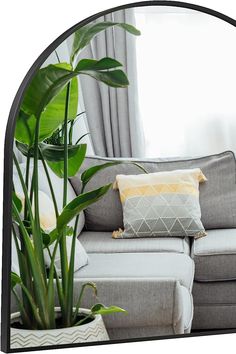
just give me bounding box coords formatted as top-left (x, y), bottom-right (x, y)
top-left (10, 308), bottom-right (109, 349)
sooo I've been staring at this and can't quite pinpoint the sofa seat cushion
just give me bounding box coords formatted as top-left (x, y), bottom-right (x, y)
top-left (191, 229), bottom-right (236, 281)
top-left (74, 253), bottom-right (194, 290)
top-left (79, 231), bottom-right (190, 254)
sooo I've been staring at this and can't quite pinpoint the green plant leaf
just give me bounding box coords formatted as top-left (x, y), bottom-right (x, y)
top-left (57, 184), bottom-right (111, 231)
top-left (42, 232), bottom-right (51, 247)
top-left (21, 60), bottom-right (129, 121)
top-left (21, 63), bottom-right (76, 118)
top-left (81, 161), bottom-right (148, 190)
top-left (11, 272), bottom-right (22, 290)
top-left (90, 303), bottom-right (127, 316)
top-left (71, 21), bottom-right (141, 63)
top-left (81, 161), bottom-right (122, 189)
top-left (15, 142), bottom-right (87, 178)
top-left (79, 69), bottom-right (129, 88)
top-left (43, 226), bottom-right (73, 247)
top-left (38, 76), bottom-right (78, 139)
top-left (17, 59), bottom-right (129, 147)
top-left (16, 141), bottom-right (83, 161)
top-left (46, 144), bottom-right (87, 178)
top-left (12, 192), bottom-right (22, 214)
top-left (15, 76), bottom-right (79, 146)
top-left (15, 141), bottom-right (33, 157)
top-left (14, 111), bottom-right (36, 146)
top-left (76, 57), bottom-right (122, 71)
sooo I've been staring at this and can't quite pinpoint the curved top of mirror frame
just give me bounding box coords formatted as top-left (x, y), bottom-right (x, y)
top-left (6, 0), bottom-right (236, 138)
top-left (3, 1), bottom-right (236, 352)
top-left (5, 0), bottom-right (236, 161)
top-left (5, 0), bottom-right (236, 147)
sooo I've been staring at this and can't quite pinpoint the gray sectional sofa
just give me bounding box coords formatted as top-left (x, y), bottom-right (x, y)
top-left (69, 150), bottom-right (236, 339)
top-left (11, 150), bottom-right (236, 340)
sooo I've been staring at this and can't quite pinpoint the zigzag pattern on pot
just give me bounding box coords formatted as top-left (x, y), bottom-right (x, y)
top-left (11, 324), bottom-right (109, 348)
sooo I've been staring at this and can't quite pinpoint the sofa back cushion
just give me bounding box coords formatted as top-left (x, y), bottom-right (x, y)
top-left (70, 151), bottom-right (236, 231)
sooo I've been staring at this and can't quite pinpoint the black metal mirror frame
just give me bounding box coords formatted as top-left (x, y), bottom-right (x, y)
top-left (2, 1), bottom-right (236, 352)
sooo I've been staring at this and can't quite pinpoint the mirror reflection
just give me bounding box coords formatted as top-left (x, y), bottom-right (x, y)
top-left (10, 4), bottom-right (236, 350)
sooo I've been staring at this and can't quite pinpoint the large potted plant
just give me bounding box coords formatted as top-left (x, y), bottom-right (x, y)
top-left (11, 21), bottom-right (141, 348)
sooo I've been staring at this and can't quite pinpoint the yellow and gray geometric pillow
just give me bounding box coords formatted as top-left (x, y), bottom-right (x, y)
top-left (113, 168), bottom-right (207, 239)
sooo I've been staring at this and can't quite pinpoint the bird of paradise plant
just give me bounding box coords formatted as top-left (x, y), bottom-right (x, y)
top-left (11, 21), bottom-right (143, 330)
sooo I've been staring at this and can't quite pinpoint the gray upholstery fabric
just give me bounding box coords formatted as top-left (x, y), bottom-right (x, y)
top-left (191, 229), bottom-right (236, 281)
top-left (74, 253), bottom-right (194, 290)
top-left (192, 304), bottom-right (236, 330)
top-left (108, 284), bottom-right (193, 338)
top-left (108, 326), bottom-right (176, 339)
top-left (109, 323), bottom-right (191, 339)
top-left (72, 278), bottom-right (192, 333)
top-left (70, 151), bottom-right (236, 231)
top-left (11, 278), bottom-right (192, 336)
top-left (79, 231), bottom-right (190, 254)
top-left (193, 281), bottom-right (236, 304)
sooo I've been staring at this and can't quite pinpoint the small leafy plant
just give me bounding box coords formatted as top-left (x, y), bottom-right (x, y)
top-left (11, 21), bottom-right (141, 329)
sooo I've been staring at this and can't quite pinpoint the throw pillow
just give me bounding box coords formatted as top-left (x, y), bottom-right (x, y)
top-left (14, 187), bottom-right (88, 275)
top-left (113, 168), bottom-right (207, 239)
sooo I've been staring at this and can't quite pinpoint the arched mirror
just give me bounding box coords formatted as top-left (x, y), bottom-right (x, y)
top-left (2, 1), bottom-right (236, 352)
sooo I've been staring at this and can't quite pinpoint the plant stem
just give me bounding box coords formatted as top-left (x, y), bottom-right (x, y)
top-left (39, 149), bottom-right (59, 217)
top-left (60, 81), bottom-right (71, 323)
top-left (19, 283), bottom-right (45, 329)
top-left (15, 152), bottom-right (35, 319)
top-left (65, 215), bottom-right (79, 326)
top-left (46, 246), bottom-right (64, 314)
top-left (13, 153), bottom-right (34, 224)
top-left (69, 120), bottom-right (74, 145)
top-left (32, 118), bottom-right (47, 283)
top-left (72, 282), bottom-right (92, 323)
top-left (12, 202), bottom-right (49, 328)
top-left (55, 50), bottom-right (60, 63)
top-left (12, 227), bottom-right (34, 326)
top-left (24, 151), bottom-right (31, 220)
top-left (63, 82), bottom-right (70, 207)
top-left (74, 314), bottom-right (93, 327)
top-left (75, 132), bottom-right (90, 145)
top-left (12, 289), bottom-right (32, 329)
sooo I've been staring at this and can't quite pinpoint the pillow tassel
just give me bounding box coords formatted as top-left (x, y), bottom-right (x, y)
top-left (194, 230), bottom-right (207, 239)
top-left (112, 228), bottom-right (124, 239)
top-left (113, 180), bottom-right (118, 190)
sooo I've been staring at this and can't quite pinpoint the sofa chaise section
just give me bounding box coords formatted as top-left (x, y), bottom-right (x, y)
top-left (191, 229), bottom-right (236, 282)
top-left (191, 228), bottom-right (236, 329)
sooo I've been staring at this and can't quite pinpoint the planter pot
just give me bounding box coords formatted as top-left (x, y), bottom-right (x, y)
top-left (10, 308), bottom-right (109, 349)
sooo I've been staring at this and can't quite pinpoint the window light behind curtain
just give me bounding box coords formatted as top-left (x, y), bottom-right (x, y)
top-left (135, 7), bottom-right (236, 158)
